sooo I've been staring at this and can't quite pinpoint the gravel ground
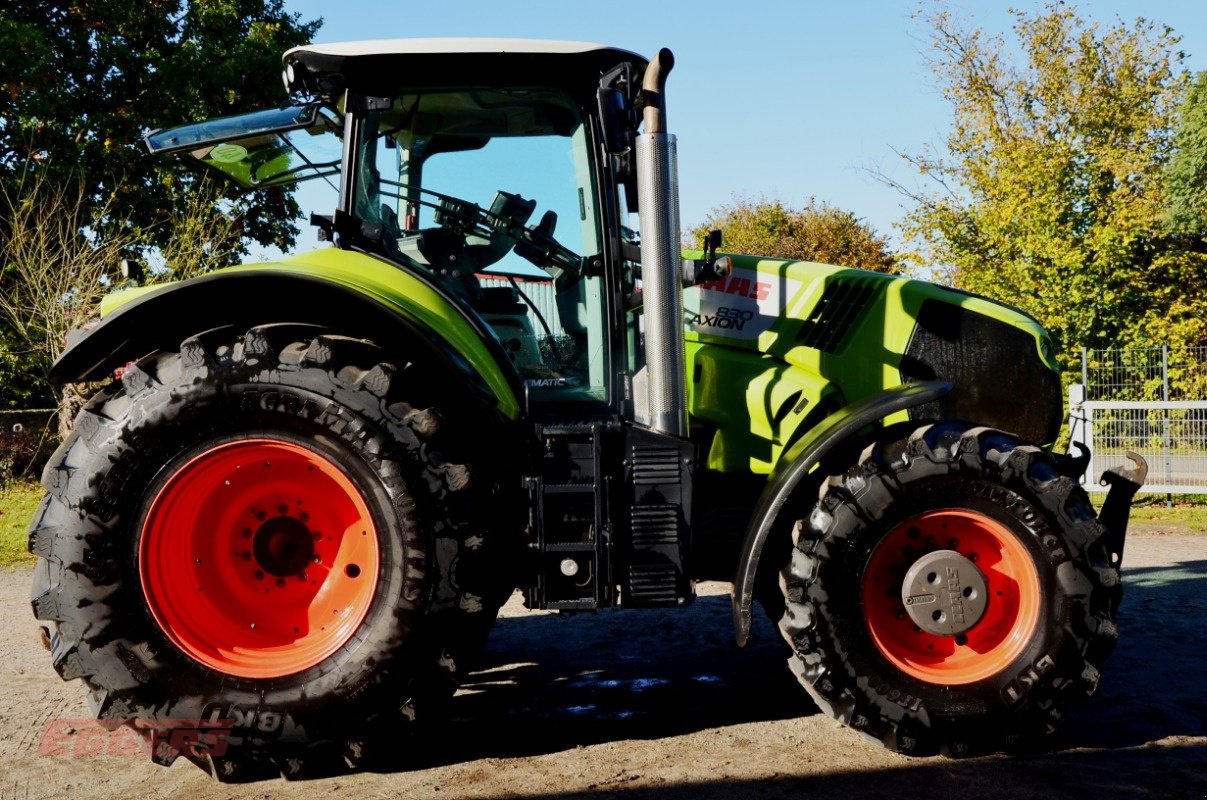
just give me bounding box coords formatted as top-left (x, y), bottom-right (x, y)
top-left (1, 533), bottom-right (1203, 800)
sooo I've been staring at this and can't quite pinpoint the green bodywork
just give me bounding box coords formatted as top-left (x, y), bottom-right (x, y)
top-left (682, 254), bottom-right (1057, 474)
top-left (100, 250), bottom-right (1055, 478)
top-left (100, 249), bottom-right (523, 420)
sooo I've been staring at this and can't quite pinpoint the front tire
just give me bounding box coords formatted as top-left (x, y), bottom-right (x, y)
top-left (778, 422), bottom-right (1120, 755)
top-left (29, 327), bottom-right (518, 779)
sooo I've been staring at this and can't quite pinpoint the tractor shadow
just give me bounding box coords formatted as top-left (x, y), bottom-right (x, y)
top-left (438, 590), bottom-right (814, 759)
top-left (395, 558), bottom-right (1206, 768)
top-left (1051, 558), bottom-right (1207, 751)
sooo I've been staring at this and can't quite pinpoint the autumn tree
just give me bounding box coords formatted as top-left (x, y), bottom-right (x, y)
top-left (1165, 70), bottom-right (1207, 235)
top-left (0, 1), bottom-right (320, 256)
top-left (687, 198), bottom-right (898, 273)
top-left (0, 170), bottom-right (244, 422)
top-left (897, 4), bottom-right (1202, 369)
top-left (0, 2), bottom-right (320, 410)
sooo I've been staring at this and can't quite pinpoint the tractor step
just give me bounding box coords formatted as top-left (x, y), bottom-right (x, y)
top-left (525, 421), bottom-right (614, 610)
top-left (523, 421), bottom-right (695, 611)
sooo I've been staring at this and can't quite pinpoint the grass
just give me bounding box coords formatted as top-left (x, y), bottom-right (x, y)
top-left (1125, 495), bottom-right (1207, 532)
top-left (0, 480), bottom-right (42, 567)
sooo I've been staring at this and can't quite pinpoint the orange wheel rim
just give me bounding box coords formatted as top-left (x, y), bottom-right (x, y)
top-left (861, 509), bottom-right (1040, 685)
top-left (139, 439), bottom-right (380, 679)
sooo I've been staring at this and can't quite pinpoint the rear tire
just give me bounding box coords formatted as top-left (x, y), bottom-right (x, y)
top-left (29, 326), bottom-right (519, 779)
top-left (778, 422), bottom-right (1120, 755)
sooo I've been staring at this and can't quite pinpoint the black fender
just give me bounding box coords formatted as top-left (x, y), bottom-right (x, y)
top-left (50, 271), bottom-right (524, 419)
top-left (732, 380), bottom-right (953, 646)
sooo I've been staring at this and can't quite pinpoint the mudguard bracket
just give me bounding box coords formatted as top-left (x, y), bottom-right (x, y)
top-left (1098, 451), bottom-right (1148, 568)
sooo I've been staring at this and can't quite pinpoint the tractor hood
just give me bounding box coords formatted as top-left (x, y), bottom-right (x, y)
top-left (682, 254), bottom-right (1063, 461)
top-left (685, 254), bottom-right (1055, 371)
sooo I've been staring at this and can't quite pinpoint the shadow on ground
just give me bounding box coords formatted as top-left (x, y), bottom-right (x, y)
top-left (393, 558), bottom-right (1205, 775)
top-left (1054, 559), bottom-right (1207, 751)
top-left (449, 593), bottom-right (811, 750)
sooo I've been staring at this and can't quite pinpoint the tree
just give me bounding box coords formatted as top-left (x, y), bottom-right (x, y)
top-left (896, 4), bottom-right (1204, 370)
top-left (1165, 71), bottom-right (1207, 234)
top-left (0, 170), bottom-right (243, 426)
top-left (0, 1), bottom-right (321, 258)
top-left (686, 198), bottom-right (898, 273)
top-left (0, 2), bottom-right (319, 413)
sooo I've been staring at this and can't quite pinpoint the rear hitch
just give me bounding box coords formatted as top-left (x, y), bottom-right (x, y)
top-left (1096, 451), bottom-right (1148, 568)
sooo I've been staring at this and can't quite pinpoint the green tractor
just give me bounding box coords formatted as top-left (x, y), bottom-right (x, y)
top-left (30, 40), bottom-right (1146, 778)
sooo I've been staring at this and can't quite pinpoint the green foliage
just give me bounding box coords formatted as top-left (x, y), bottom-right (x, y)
top-left (0, 334), bottom-right (51, 410)
top-left (0, 409), bottom-right (58, 487)
top-left (0, 2), bottom-right (315, 409)
top-left (1165, 71), bottom-right (1207, 234)
top-left (899, 4), bottom-right (1205, 369)
top-left (0, 0), bottom-right (321, 257)
top-left (687, 198), bottom-right (898, 273)
top-left (0, 169), bottom-right (243, 411)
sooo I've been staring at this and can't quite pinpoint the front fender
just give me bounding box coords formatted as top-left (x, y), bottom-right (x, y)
top-left (731, 380), bottom-right (953, 646)
top-left (52, 249), bottom-right (523, 420)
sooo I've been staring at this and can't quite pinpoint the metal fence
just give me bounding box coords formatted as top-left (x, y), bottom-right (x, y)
top-left (1068, 388), bottom-right (1207, 493)
top-left (1080, 345), bottom-right (1207, 401)
top-left (1071, 343), bottom-right (1207, 493)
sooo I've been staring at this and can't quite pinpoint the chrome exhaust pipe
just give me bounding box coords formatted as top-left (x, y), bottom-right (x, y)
top-left (635, 48), bottom-right (688, 438)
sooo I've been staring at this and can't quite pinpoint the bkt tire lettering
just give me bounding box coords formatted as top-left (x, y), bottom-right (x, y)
top-left (1001, 654), bottom-right (1056, 704)
top-left (201, 703), bottom-right (284, 734)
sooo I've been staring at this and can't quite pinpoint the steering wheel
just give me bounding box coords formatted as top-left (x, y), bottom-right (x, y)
top-left (385, 184), bottom-right (582, 277)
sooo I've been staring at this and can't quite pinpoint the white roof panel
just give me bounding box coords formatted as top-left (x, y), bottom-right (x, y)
top-left (286, 38), bottom-right (628, 61)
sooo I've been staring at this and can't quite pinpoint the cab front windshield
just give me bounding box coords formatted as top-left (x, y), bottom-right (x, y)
top-left (351, 87), bottom-right (607, 400)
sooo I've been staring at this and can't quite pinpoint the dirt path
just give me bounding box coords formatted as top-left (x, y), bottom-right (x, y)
top-left (1, 534), bottom-right (1204, 800)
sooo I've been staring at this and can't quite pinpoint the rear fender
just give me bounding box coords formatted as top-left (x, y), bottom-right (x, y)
top-left (51, 260), bottom-right (523, 421)
top-left (731, 380), bottom-right (953, 646)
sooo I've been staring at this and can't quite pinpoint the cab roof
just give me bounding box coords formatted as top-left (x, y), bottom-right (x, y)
top-left (286, 38), bottom-right (640, 60)
top-left (283, 38), bottom-right (646, 101)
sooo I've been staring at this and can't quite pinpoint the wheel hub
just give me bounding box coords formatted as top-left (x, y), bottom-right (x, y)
top-left (861, 508), bottom-right (1041, 685)
top-left (253, 516), bottom-right (315, 577)
top-left (901, 549), bottom-right (989, 636)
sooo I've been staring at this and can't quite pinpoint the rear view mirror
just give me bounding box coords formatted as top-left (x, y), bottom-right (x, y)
top-left (597, 87), bottom-right (632, 156)
top-left (143, 104), bottom-right (341, 189)
top-left (145, 104), bottom-right (324, 155)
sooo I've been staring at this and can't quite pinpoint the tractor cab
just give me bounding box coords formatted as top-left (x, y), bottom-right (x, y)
top-left (147, 40), bottom-right (650, 407)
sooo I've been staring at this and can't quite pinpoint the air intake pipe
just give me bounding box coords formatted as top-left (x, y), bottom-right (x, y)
top-left (635, 48), bottom-right (688, 438)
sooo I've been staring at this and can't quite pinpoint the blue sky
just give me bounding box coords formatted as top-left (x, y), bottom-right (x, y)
top-left (269, 0), bottom-right (1207, 257)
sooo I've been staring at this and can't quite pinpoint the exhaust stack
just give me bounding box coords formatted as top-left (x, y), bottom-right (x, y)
top-left (634, 48), bottom-right (688, 438)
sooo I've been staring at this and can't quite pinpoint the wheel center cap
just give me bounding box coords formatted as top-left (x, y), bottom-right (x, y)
top-left (253, 516), bottom-right (314, 577)
top-left (901, 549), bottom-right (989, 636)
